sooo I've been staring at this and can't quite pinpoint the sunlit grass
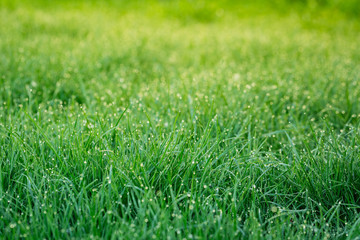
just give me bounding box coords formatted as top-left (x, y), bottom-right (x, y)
top-left (0, 0), bottom-right (360, 239)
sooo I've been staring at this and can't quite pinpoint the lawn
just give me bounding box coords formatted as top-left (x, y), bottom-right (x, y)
top-left (1, 0), bottom-right (360, 239)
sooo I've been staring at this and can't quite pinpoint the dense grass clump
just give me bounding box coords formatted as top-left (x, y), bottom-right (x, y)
top-left (0, 0), bottom-right (360, 239)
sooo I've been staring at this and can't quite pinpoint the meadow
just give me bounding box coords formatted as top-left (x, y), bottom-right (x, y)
top-left (1, 0), bottom-right (360, 239)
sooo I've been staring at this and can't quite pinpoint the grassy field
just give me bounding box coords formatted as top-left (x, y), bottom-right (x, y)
top-left (1, 0), bottom-right (360, 239)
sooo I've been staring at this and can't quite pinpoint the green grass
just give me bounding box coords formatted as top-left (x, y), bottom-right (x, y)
top-left (1, 0), bottom-right (360, 239)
